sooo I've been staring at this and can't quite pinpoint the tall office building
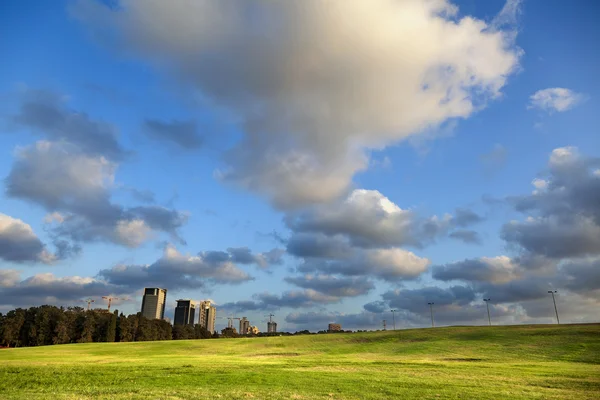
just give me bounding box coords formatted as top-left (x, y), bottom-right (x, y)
top-left (141, 288), bottom-right (167, 320)
top-left (267, 321), bottom-right (277, 333)
top-left (174, 299), bottom-right (196, 326)
top-left (199, 301), bottom-right (216, 334)
top-left (239, 317), bottom-right (250, 334)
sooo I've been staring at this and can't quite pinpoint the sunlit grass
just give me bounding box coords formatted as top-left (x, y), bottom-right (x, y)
top-left (1, 324), bottom-right (599, 399)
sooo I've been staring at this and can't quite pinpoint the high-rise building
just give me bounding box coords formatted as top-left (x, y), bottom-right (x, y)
top-left (199, 301), bottom-right (216, 333)
top-left (267, 321), bottom-right (277, 333)
top-left (174, 299), bottom-right (196, 326)
top-left (328, 323), bottom-right (342, 332)
top-left (141, 288), bottom-right (167, 320)
top-left (239, 317), bottom-right (250, 334)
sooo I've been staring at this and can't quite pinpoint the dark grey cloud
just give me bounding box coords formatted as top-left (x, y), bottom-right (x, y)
top-left (363, 300), bottom-right (388, 314)
top-left (99, 245), bottom-right (254, 290)
top-left (448, 229), bottom-right (482, 245)
top-left (0, 213), bottom-right (57, 264)
top-left (220, 289), bottom-right (341, 312)
top-left (286, 233), bottom-right (352, 259)
top-left (129, 206), bottom-right (190, 244)
top-left (559, 258), bottom-right (600, 295)
top-left (382, 286), bottom-right (476, 315)
top-left (502, 147), bottom-right (600, 259)
top-left (11, 89), bottom-right (127, 160)
top-left (0, 270), bottom-right (123, 308)
top-left (453, 208), bottom-right (484, 228)
top-left (432, 256), bottom-right (519, 284)
top-left (284, 275), bottom-right (374, 298)
top-left (5, 141), bottom-right (189, 249)
top-left (143, 119), bottom-right (203, 149)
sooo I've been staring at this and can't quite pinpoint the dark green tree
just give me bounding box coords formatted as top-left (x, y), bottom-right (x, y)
top-left (106, 310), bottom-right (118, 342)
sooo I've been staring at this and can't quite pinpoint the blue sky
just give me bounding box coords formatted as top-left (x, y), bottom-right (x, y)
top-left (1, 0), bottom-right (599, 332)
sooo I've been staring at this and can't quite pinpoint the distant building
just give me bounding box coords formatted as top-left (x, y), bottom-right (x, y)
top-left (328, 323), bottom-right (342, 332)
top-left (249, 326), bottom-right (260, 335)
top-left (199, 300), bottom-right (216, 333)
top-left (267, 321), bottom-right (277, 333)
top-left (239, 317), bottom-right (250, 334)
top-left (141, 288), bottom-right (167, 320)
top-left (174, 299), bottom-right (196, 326)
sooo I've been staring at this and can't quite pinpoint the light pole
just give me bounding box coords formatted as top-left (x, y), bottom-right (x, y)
top-left (428, 303), bottom-right (435, 328)
top-left (483, 298), bottom-right (491, 326)
top-left (390, 309), bottom-right (397, 330)
top-left (548, 290), bottom-right (560, 324)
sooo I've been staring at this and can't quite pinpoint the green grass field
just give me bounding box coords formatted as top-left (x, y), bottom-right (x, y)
top-left (1, 324), bottom-right (599, 400)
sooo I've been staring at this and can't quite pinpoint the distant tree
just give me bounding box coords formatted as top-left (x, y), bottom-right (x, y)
top-left (53, 309), bottom-right (71, 345)
top-left (0, 309), bottom-right (25, 347)
top-left (118, 313), bottom-right (133, 342)
top-left (78, 311), bottom-right (96, 343)
top-left (193, 324), bottom-right (211, 339)
top-left (220, 327), bottom-right (238, 338)
top-left (106, 310), bottom-right (118, 342)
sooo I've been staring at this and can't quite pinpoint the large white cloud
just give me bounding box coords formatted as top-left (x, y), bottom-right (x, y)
top-left (73, 0), bottom-right (521, 208)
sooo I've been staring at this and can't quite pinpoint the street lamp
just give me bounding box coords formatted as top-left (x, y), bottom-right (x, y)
top-left (548, 290), bottom-right (560, 324)
top-left (427, 303), bottom-right (435, 328)
top-left (390, 309), bottom-right (397, 330)
top-left (483, 298), bottom-right (491, 326)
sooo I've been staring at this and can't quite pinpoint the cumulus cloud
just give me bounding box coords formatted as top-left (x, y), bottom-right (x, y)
top-left (143, 119), bottom-right (203, 149)
top-left (227, 247), bottom-right (285, 270)
top-left (433, 256), bottom-right (520, 284)
top-left (0, 213), bottom-right (58, 264)
top-left (528, 88), bottom-right (586, 113)
top-left (0, 270), bottom-right (122, 308)
top-left (298, 247), bottom-right (430, 282)
top-left (5, 141), bottom-right (189, 248)
top-left (503, 147), bottom-right (600, 259)
top-left (220, 289), bottom-right (341, 312)
top-left (448, 230), bottom-right (482, 245)
top-left (99, 244), bottom-right (255, 290)
top-left (11, 89), bottom-right (127, 160)
top-left (284, 274), bottom-right (375, 298)
top-left (286, 189), bottom-right (481, 249)
top-left (73, 0), bottom-right (520, 208)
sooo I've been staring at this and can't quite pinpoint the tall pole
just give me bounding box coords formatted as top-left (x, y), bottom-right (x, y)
top-left (428, 303), bottom-right (435, 328)
top-left (483, 298), bottom-right (491, 326)
top-left (390, 309), bottom-right (397, 330)
top-left (548, 291), bottom-right (560, 324)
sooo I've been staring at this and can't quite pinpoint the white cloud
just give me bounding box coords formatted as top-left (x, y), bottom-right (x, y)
top-left (528, 88), bottom-right (585, 113)
top-left (114, 219), bottom-right (152, 248)
top-left (74, 0), bottom-right (521, 208)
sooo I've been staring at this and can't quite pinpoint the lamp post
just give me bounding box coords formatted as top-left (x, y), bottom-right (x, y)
top-left (427, 303), bottom-right (435, 328)
top-left (390, 309), bottom-right (397, 330)
top-left (548, 290), bottom-right (560, 324)
top-left (483, 298), bottom-right (491, 326)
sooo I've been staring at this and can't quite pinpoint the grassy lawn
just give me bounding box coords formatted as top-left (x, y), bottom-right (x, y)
top-left (1, 324), bottom-right (599, 399)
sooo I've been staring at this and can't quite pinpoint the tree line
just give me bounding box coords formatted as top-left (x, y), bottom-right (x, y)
top-left (0, 305), bottom-right (213, 347)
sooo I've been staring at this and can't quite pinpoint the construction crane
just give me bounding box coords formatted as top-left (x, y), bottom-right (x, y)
top-left (217, 315), bottom-right (240, 329)
top-left (83, 298), bottom-right (95, 310)
top-left (382, 320), bottom-right (387, 331)
top-left (265, 313), bottom-right (275, 323)
top-left (102, 296), bottom-right (119, 312)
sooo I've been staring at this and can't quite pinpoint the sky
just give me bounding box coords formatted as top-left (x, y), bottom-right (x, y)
top-left (1, 0), bottom-right (599, 333)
